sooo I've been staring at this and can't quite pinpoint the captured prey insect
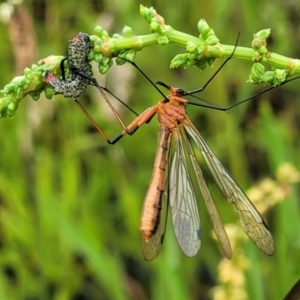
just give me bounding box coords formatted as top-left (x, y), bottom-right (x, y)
top-left (43, 33), bottom-right (139, 137)
top-left (43, 33), bottom-right (93, 98)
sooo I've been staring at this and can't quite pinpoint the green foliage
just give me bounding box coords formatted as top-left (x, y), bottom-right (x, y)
top-left (0, 0), bottom-right (300, 299)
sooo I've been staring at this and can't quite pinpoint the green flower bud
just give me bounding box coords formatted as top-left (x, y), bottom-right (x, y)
top-left (18, 77), bottom-right (29, 88)
top-left (198, 19), bottom-right (210, 39)
top-left (2, 83), bottom-right (15, 94)
top-left (195, 59), bottom-right (207, 70)
top-left (207, 57), bottom-right (215, 67)
top-left (24, 67), bottom-right (32, 76)
top-left (252, 37), bottom-right (263, 49)
top-left (274, 69), bottom-right (287, 85)
top-left (35, 69), bottom-right (44, 79)
top-left (150, 19), bottom-right (159, 32)
top-left (116, 57), bottom-right (126, 65)
top-left (263, 69), bottom-right (287, 86)
top-left (88, 50), bottom-right (95, 61)
top-left (186, 41), bottom-right (197, 53)
top-left (252, 29), bottom-right (270, 52)
top-left (94, 26), bottom-right (104, 37)
top-left (252, 52), bottom-right (262, 62)
top-left (256, 29), bottom-right (271, 40)
top-left (22, 82), bottom-right (29, 90)
top-left (102, 56), bottom-right (111, 66)
top-left (94, 43), bottom-right (102, 53)
top-left (0, 96), bottom-right (10, 114)
top-left (184, 59), bottom-right (196, 69)
top-left (140, 5), bottom-right (154, 23)
top-left (11, 76), bottom-right (23, 84)
top-left (248, 63), bottom-right (265, 84)
top-left (112, 33), bottom-right (122, 39)
top-left (29, 91), bottom-right (40, 101)
top-left (116, 50), bottom-right (136, 65)
top-left (124, 50), bottom-right (136, 62)
top-left (186, 42), bottom-right (205, 60)
top-left (206, 35), bottom-right (219, 46)
top-left (197, 19), bottom-right (209, 35)
top-left (26, 71), bottom-right (34, 80)
top-left (44, 86), bottom-right (54, 99)
top-left (98, 57), bottom-right (113, 74)
top-left (122, 26), bottom-right (133, 37)
top-left (7, 101), bottom-right (18, 116)
top-left (30, 64), bottom-right (38, 72)
top-left (16, 87), bottom-right (25, 99)
top-left (89, 35), bottom-right (99, 45)
top-left (94, 53), bottom-right (103, 63)
top-left (170, 54), bottom-right (188, 68)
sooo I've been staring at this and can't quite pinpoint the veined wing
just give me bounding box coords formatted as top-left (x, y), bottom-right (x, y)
top-left (141, 127), bottom-right (171, 261)
top-left (184, 119), bottom-right (274, 256)
top-left (141, 188), bottom-right (169, 261)
top-left (169, 128), bottom-right (201, 257)
top-left (180, 126), bottom-right (232, 259)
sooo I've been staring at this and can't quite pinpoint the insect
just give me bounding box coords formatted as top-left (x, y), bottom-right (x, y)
top-left (65, 33), bottom-right (92, 72)
top-left (43, 33), bottom-right (93, 98)
top-left (103, 79), bottom-right (274, 260)
top-left (43, 33), bottom-right (139, 137)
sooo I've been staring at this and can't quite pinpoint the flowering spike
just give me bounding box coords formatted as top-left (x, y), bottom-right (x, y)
top-left (1, 6), bottom-right (300, 118)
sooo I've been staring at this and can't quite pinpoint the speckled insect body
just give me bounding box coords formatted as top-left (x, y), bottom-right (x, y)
top-left (43, 33), bottom-right (93, 98)
top-left (43, 71), bottom-right (90, 98)
top-left (67, 33), bottom-right (92, 73)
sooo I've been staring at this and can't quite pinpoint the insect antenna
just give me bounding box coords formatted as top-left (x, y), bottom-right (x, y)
top-left (116, 57), bottom-right (168, 100)
top-left (180, 33), bottom-right (241, 97)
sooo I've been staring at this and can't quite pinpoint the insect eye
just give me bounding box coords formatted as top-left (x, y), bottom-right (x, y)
top-left (176, 88), bottom-right (185, 96)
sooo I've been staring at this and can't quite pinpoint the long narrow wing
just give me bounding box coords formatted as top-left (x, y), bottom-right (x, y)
top-left (141, 189), bottom-right (169, 261)
top-left (169, 129), bottom-right (201, 257)
top-left (180, 126), bottom-right (232, 259)
top-left (184, 119), bottom-right (274, 255)
top-left (141, 127), bottom-right (171, 261)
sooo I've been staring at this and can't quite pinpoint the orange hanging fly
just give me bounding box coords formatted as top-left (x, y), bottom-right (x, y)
top-left (109, 81), bottom-right (275, 260)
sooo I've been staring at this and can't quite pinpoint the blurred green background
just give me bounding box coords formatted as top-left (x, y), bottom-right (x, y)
top-left (1, 0), bottom-right (300, 299)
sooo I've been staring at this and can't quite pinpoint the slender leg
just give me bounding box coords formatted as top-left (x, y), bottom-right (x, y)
top-left (75, 100), bottom-right (158, 144)
top-left (71, 69), bottom-right (145, 137)
top-left (181, 34), bottom-right (240, 96)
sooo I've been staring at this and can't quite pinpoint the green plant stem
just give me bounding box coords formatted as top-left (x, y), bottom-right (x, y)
top-left (104, 30), bottom-right (300, 72)
top-left (1, 5), bottom-right (300, 118)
